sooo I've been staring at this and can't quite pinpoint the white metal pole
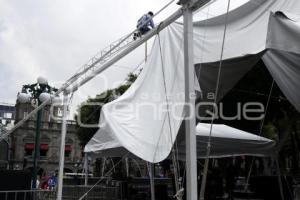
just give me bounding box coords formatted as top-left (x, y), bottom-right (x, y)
top-left (7, 136), bottom-right (10, 170)
top-left (101, 157), bottom-right (106, 177)
top-left (125, 157), bottom-right (129, 177)
top-left (84, 153), bottom-right (88, 186)
top-left (145, 41), bottom-right (148, 63)
top-left (148, 162), bottom-right (156, 200)
top-left (275, 157), bottom-right (285, 200)
top-left (57, 92), bottom-right (69, 200)
top-left (183, 3), bottom-right (198, 200)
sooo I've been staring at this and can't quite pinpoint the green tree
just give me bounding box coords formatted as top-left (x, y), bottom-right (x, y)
top-left (75, 72), bottom-right (138, 146)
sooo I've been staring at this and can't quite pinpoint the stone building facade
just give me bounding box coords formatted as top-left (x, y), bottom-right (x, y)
top-left (0, 103), bottom-right (15, 169)
top-left (11, 101), bottom-right (82, 175)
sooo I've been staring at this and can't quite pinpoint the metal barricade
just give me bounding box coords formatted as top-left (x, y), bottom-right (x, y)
top-left (0, 189), bottom-right (56, 200)
top-left (62, 185), bottom-right (122, 200)
top-left (0, 185), bottom-right (121, 200)
top-left (294, 185), bottom-right (300, 200)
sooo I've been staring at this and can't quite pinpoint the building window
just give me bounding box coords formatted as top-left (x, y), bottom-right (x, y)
top-left (25, 143), bottom-right (34, 158)
top-left (40, 144), bottom-right (48, 159)
top-left (4, 112), bottom-right (12, 119)
top-left (65, 145), bottom-right (72, 158)
top-left (25, 143), bottom-right (49, 159)
top-left (23, 112), bottom-right (28, 118)
top-left (1, 119), bottom-right (6, 125)
top-left (57, 109), bottom-right (63, 117)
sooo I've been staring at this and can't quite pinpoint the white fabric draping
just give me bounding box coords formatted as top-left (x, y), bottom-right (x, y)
top-left (85, 0), bottom-right (300, 162)
top-left (263, 12), bottom-right (300, 112)
top-left (85, 29), bottom-right (186, 162)
top-left (86, 123), bottom-right (275, 159)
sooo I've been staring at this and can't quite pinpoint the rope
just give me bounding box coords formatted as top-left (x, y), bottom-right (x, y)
top-left (196, 3), bottom-right (211, 85)
top-left (195, 6), bottom-right (212, 199)
top-left (156, 33), bottom-right (181, 195)
top-left (78, 153), bottom-right (129, 200)
top-left (199, 0), bottom-right (231, 199)
top-left (244, 79), bottom-right (275, 192)
top-left (150, 31), bottom-right (183, 161)
top-left (232, 88), bottom-right (287, 101)
top-left (157, 28), bottom-right (183, 181)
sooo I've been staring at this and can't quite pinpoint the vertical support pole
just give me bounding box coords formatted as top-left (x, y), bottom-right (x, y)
top-left (183, 3), bottom-right (197, 200)
top-left (32, 100), bottom-right (42, 189)
top-left (57, 92), bottom-right (69, 200)
top-left (145, 41), bottom-right (148, 63)
top-left (125, 157), bottom-right (129, 177)
top-left (148, 162), bottom-right (155, 200)
top-left (200, 158), bottom-right (209, 200)
top-left (7, 136), bottom-right (10, 170)
top-left (275, 157), bottom-right (285, 200)
top-left (84, 153), bottom-right (88, 186)
top-left (101, 157), bottom-right (106, 177)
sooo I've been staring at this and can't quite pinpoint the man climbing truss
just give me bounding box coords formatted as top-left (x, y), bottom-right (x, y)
top-left (133, 11), bottom-right (155, 40)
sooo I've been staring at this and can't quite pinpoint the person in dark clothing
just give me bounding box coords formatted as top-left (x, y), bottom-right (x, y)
top-left (133, 11), bottom-right (155, 40)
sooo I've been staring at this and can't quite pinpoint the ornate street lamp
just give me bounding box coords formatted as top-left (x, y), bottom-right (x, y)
top-left (17, 77), bottom-right (59, 189)
top-left (0, 124), bottom-right (10, 169)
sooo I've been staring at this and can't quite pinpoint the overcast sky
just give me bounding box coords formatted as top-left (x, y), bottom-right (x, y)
top-left (0, 0), bottom-right (248, 118)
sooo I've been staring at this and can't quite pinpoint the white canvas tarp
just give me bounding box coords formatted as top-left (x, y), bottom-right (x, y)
top-left (85, 0), bottom-right (300, 163)
top-left (85, 123), bottom-right (275, 159)
top-left (180, 123), bottom-right (275, 158)
top-left (85, 29), bottom-right (185, 162)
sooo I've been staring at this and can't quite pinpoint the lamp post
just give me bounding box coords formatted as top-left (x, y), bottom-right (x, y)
top-left (17, 77), bottom-right (58, 189)
top-left (0, 124), bottom-right (10, 169)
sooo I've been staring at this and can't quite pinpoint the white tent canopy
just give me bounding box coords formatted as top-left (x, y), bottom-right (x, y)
top-left (85, 0), bottom-right (300, 163)
top-left (181, 123), bottom-right (275, 159)
top-left (85, 123), bottom-right (275, 159)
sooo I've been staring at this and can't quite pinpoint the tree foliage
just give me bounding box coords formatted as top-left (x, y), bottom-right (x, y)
top-left (75, 72), bottom-right (138, 146)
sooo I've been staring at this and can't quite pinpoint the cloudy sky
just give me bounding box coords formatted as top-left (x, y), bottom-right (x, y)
top-left (0, 0), bottom-right (248, 118)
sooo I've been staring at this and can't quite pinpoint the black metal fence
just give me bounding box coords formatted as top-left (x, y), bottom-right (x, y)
top-left (62, 185), bottom-right (121, 200)
top-left (0, 177), bottom-right (173, 200)
top-left (0, 185), bottom-right (121, 200)
top-left (0, 190), bottom-right (56, 200)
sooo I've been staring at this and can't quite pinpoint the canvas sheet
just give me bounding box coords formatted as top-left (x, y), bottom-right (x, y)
top-left (85, 0), bottom-right (300, 162)
top-left (86, 123), bottom-right (275, 159)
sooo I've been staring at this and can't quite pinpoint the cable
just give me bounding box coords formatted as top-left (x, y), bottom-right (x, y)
top-left (151, 33), bottom-right (179, 161)
top-left (195, 0), bottom-right (211, 101)
top-left (155, 31), bottom-right (183, 196)
top-left (199, 0), bottom-right (231, 199)
top-left (78, 153), bottom-right (129, 200)
top-left (232, 88), bottom-right (286, 101)
top-left (192, 5), bottom-right (212, 199)
top-left (157, 33), bottom-right (179, 192)
top-left (244, 79), bottom-right (275, 192)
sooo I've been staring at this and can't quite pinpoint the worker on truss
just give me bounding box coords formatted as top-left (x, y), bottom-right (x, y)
top-left (133, 11), bottom-right (155, 40)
